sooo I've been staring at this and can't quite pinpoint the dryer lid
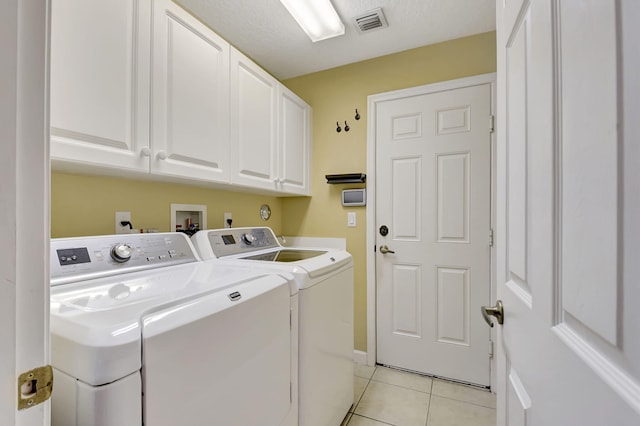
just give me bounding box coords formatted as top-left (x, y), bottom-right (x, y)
top-left (50, 261), bottom-right (293, 386)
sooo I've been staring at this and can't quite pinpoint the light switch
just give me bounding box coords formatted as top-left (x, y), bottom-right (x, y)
top-left (347, 212), bottom-right (356, 227)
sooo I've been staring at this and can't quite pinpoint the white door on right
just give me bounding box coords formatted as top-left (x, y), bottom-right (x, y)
top-left (496, 0), bottom-right (640, 425)
top-left (376, 79), bottom-right (493, 386)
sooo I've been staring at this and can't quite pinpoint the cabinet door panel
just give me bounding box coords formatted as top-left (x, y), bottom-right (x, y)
top-left (50, 0), bottom-right (150, 171)
top-left (152, 0), bottom-right (230, 182)
top-left (279, 87), bottom-right (311, 195)
top-left (230, 49), bottom-right (278, 190)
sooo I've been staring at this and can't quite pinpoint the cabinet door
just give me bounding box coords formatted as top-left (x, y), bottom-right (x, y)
top-left (278, 86), bottom-right (311, 195)
top-left (152, 0), bottom-right (230, 183)
top-left (50, 0), bottom-right (151, 172)
top-left (230, 48), bottom-right (278, 190)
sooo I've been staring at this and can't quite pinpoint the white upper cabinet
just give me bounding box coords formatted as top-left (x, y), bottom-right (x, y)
top-left (151, 0), bottom-right (230, 183)
top-left (278, 86), bottom-right (311, 195)
top-left (50, 0), bottom-right (151, 172)
top-left (50, 0), bottom-right (310, 195)
top-left (230, 48), bottom-right (279, 190)
top-left (230, 49), bottom-right (311, 195)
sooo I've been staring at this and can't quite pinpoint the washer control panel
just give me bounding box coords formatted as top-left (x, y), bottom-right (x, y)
top-left (205, 227), bottom-right (280, 258)
top-left (51, 233), bottom-right (199, 286)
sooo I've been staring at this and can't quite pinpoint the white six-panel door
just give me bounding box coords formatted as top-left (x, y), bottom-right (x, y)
top-left (496, 0), bottom-right (640, 424)
top-left (375, 78), bottom-right (494, 386)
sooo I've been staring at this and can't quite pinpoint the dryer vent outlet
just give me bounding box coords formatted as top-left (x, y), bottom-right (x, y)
top-left (115, 212), bottom-right (132, 234)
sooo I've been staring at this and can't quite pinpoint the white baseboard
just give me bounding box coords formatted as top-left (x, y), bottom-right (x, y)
top-left (353, 350), bottom-right (368, 365)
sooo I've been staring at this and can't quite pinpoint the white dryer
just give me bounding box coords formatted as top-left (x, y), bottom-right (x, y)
top-left (192, 227), bottom-right (354, 426)
top-left (50, 232), bottom-right (297, 426)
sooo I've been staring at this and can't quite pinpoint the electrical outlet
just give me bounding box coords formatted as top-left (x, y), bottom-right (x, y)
top-left (347, 212), bottom-right (356, 227)
top-left (115, 211), bottom-right (132, 234)
top-left (224, 212), bottom-right (232, 228)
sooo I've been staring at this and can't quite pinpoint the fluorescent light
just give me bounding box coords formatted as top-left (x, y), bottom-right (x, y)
top-left (280, 0), bottom-right (345, 42)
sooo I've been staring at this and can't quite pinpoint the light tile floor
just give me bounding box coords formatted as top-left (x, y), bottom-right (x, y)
top-left (342, 364), bottom-right (496, 426)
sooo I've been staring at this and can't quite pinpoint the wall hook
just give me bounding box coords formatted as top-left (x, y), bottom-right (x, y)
top-left (344, 121), bottom-right (350, 132)
top-left (336, 121), bottom-right (342, 133)
top-left (355, 109), bottom-right (360, 120)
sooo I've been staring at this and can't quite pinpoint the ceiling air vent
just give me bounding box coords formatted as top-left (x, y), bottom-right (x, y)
top-left (353, 8), bottom-right (388, 34)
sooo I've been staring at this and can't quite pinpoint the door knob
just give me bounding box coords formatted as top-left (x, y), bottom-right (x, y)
top-left (379, 245), bottom-right (395, 254)
top-left (481, 300), bottom-right (504, 327)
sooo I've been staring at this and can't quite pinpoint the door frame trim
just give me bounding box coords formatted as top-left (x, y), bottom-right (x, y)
top-left (366, 72), bottom-right (497, 386)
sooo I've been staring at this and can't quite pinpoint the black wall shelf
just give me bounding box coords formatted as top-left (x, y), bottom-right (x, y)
top-left (325, 173), bottom-right (366, 184)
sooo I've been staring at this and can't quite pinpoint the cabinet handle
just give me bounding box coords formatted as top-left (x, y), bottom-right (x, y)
top-left (141, 147), bottom-right (151, 157)
top-left (157, 151), bottom-right (167, 160)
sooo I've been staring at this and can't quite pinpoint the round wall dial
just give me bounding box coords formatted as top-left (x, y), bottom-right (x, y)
top-left (260, 204), bottom-right (271, 221)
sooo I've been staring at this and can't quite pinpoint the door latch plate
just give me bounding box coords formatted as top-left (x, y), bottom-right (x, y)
top-left (18, 365), bottom-right (53, 410)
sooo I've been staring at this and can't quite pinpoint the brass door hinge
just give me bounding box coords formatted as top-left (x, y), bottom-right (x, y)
top-left (18, 365), bottom-right (53, 410)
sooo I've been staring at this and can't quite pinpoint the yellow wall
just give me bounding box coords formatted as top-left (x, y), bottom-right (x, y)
top-left (51, 172), bottom-right (283, 238)
top-left (282, 32), bottom-right (497, 352)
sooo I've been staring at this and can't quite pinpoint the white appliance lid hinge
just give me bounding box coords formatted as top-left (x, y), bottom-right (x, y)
top-left (489, 115), bottom-right (495, 133)
top-left (489, 228), bottom-right (494, 247)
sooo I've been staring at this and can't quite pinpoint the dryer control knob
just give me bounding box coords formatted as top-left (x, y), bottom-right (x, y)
top-left (111, 243), bottom-right (133, 263)
top-left (241, 233), bottom-right (256, 245)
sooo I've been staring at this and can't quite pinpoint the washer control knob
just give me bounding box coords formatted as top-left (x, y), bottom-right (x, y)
top-left (241, 233), bottom-right (256, 245)
top-left (111, 243), bottom-right (133, 263)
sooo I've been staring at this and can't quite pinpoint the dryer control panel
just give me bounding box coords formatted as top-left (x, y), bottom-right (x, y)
top-left (204, 227), bottom-right (280, 258)
top-left (51, 233), bottom-right (199, 286)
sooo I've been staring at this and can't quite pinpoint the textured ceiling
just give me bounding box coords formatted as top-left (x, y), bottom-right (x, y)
top-left (178, 0), bottom-right (496, 80)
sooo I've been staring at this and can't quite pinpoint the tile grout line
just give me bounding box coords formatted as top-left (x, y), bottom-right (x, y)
top-left (363, 367), bottom-right (433, 426)
top-left (352, 366), bottom-right (376, 416)
top-left (350, 413), bottom-right (397, 426)
top-left (347, 366), bottom-right (374, 425)
top-left (428, 393), bottom-right (497, 410)
top-left (424, 377), bottom-right (434, 426)
top-left (367, 377), bottom-right (433, 395)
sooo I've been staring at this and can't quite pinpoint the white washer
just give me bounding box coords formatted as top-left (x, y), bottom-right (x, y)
top-left (192, 227), bottom-right (354, 426)
top-left (50, 232), bottom-right (297, 426)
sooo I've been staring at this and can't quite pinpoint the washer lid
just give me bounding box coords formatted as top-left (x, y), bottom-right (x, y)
top-left (50, 261), bottom-right (293, 386)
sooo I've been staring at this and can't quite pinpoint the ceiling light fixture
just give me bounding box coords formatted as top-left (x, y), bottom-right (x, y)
top-left (279, 0), bottom-right (345, 42)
